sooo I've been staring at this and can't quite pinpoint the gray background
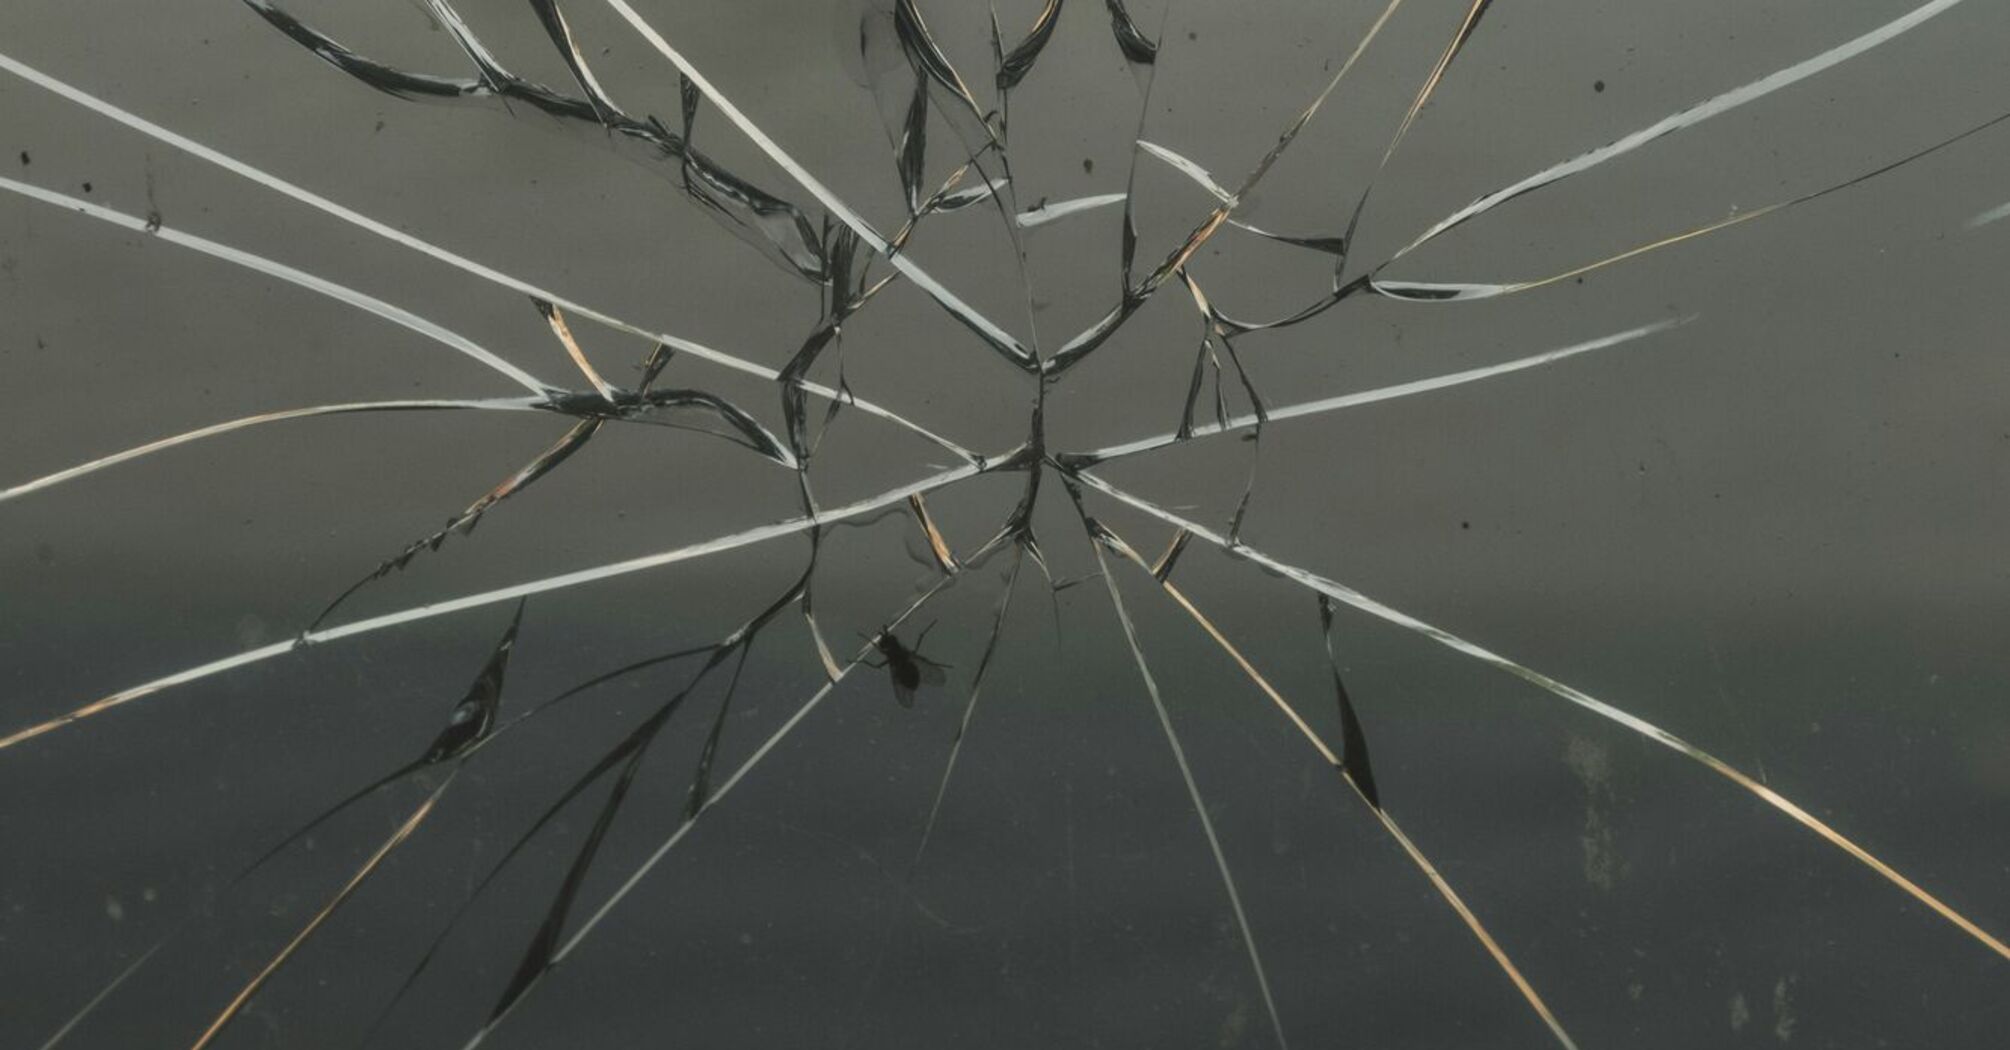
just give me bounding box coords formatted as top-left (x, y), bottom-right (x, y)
top-left (3, 1), bottom-right (2008, 1047)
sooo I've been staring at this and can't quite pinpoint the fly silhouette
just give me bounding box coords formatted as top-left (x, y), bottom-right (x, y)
top-left (863, 623), bottom-right (949, 708)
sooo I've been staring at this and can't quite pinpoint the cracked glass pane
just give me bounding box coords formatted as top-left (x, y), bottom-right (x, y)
top-left (3, 2), bottom-right (2009, 1047)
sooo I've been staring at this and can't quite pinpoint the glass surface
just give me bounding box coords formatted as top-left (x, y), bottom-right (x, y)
top-left (3, 2), bottom-right (2008, 1047)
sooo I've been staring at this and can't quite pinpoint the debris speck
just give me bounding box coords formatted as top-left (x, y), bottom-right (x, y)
top-left (1772, 977), bottom-right (1797, 1042)
top-left (1565, 736), bottom-right (1622, 890)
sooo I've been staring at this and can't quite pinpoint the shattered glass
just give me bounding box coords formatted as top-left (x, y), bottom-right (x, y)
top-left (3, 1), bottom-right (2009, 1046)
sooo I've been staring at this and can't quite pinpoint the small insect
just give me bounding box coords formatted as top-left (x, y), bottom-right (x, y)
top-left (863, 623), bottom-right (949, 708)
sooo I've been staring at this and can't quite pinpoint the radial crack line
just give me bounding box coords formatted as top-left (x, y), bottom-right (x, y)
top-left (1368, 807), bottom-right (1578, 1049)
top-left (40, 604), bottom-right (524, 1049)
top-left (913, 549), bottom-right (1025, 868)
top-left (1385, 0), bottom-right (1493, 159)
top-left (1128, 145), bottom-right (1350, 248)
top-left (0, 398), bottom-right (543, 503)
top-left (1216, 0), bottom-right (1407, 203)
top-left (1333, 0), bottom-right (1500, 283)
top-left (598, 0), bottom-right (1035, 370)
top-left (1093, 525), bottom-right (1577, 1050)
top-left (1103, 534), bottom-right (1329, 762)
top-left (1374, 101), bottom-right (2010, 301)
top-left (1016, 192), bottom-right (1128, 229)
top-left (1376, 210), bottom-right (1771, 301)
top-left (0, 176), bottom-right (555, 395)
top-left (1045, 0), bottom-right (1406, 369)
top-left (0, 53), bottom-right (975, 462)
top-left (187, 774), bottom-right (453, 1050)
top-left (0, 461), bottom-right (989, 752)
top-left (1967, 199), bottom-right (2010, 229)
top-left (1074, 473), bottom-right (2010, 964)
top-left (1085, 540), bottom-right (1290, 1050)
top-left (347, 579), bottom-right (826, 1043)
top-left (1393, 0), bottom-right (1972, 259)
top-left (1072, 317), bottom-right (1690, 465)
top-left (537, 301), bottom-right (621, 402)
top-left (909, 493), bottom-right (961, 574)
top-left (459, 572), bottom-right (964, 1049)
top-left (1129, 0), bottom-right (1401, 213)
top-left (1138, 141), bottom-right (1233, 202)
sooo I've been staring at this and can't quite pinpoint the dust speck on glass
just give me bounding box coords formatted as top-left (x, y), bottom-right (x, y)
top-left (2, 1), bottom-right (2007, 1047)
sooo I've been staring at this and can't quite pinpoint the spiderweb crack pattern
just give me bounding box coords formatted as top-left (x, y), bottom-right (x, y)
top-left (3, 1), bottom-right (2008, 1047)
